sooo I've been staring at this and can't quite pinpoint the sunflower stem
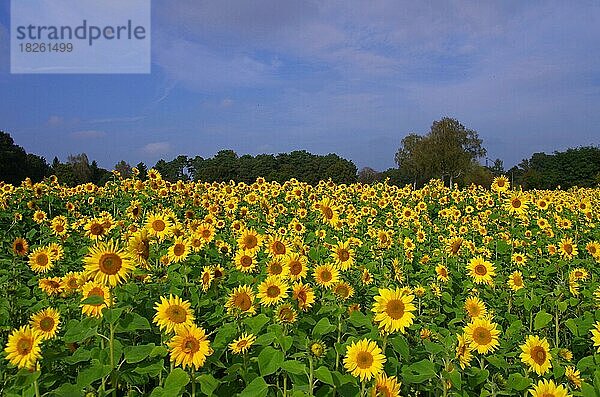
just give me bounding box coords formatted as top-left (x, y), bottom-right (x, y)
top-left (554, 304), bottom-right (560, 348)
top-left (109, 320), bottom-right (117, 397)
top-left (308, 355), bottom-right (314, 396)
top-left (190, 367), bottom-right (196, 397)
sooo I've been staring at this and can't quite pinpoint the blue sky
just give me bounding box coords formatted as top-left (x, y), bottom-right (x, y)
top-left (1, 1), bottom-right (599, 171)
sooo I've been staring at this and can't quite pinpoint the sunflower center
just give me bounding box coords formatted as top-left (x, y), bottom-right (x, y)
top-left (279, 308), bottom-right (294, 322)
top-left (90, 223), bottom-right (105, 235)
top-left (274, 241), bottom-right (286, 254)
top-left (237, 340), bottom-right (248, 348)
top-left (386, 299), bottom-right (405, 319)
top-left (472, 326), bottom-right (492, 345)
top-left (36, 254), bottom-right (49, 266)
top-left (88, 287), bottom-right (105, 306)
top-left (48, 280), bottom-right (61, 289)
top-left (289, 261), bottom-right (302, 275)
top-left (338, 249), bottom-right (350, 262)
top-left (513, 275), bottom-right (523, 286)
top-left (266, 285), bottom-right (280, 298)
top-left (563, 244), bottom-right (573, 254)
top-left (320, 269), bottom-right (332, 282)
top-left (531, 346), bottom-right (547, 365)
top-left (336, 285), bottom-right (349, 298)
top-left (166, 305), bottom-right (187, 323)
top-left (512, 199), bottom-right (521, 208)
top-left (356, 351), bottom-right (374, 369)
top-left (201, 229), bottom-right (211, 239)
top-left (296, 289), bottom-right (307, 303)
top-left (39, 317), bottom-right (55, 331)
top-left (152, 219), bottom-right (166, 232)
top-left (17, 338), bottom-right (32, 354)
top-left (450, 240), bottom-right (462, 254)
top-left (467, 303), bottom-right (481, 317)
top-left (182, 337), bottom-right (200, 353)
top-left (15, 242), bottom-right (24, 251)
top-left (474, 264), bottom-right (487, 276)
top-left (234, 293), bottom-right (252, 311)
top-left (270, 262), bottom-right (283, 274)
top-left (55, 224), bottom-right (64, 232)
top-left (497, 180), bottom-right (505, 187)
top-left (244, 235), bottom-right (258, 249)
top-left (99, 253), bottom-right (123, 275)
top-left (173, 243), bottom-right (185, 257)
top-left (240, 255), bottom-right (253, 268)
top-left (322, 206), bottom-right (334, 220)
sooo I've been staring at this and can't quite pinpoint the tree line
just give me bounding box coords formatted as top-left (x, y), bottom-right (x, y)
top-left (1, 121), bottom-right (599, 189)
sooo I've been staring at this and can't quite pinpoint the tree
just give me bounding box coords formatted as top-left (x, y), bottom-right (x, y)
top-left (136, 162), bottom-right (148, 180)
top-left (0, 131), bottom-right (50, 184)
top-left (358, 167), bottom-right (381, 184)
top-left (67, 153), bottom-right (92, 185)
top-left (114, 160), bottom-right (133, 178)
top-left (394, 118), bottom-right (486, 187)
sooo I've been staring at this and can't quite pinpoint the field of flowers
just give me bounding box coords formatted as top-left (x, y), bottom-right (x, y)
top-left (1, 170), bottom-right (599, 397)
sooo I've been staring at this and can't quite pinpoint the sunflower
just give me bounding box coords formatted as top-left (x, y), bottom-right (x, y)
top-left (126, 200), bottom-right (142, 219)
top-left (317, 197), bottom-right (339, 227)
top-left (39, 277), bottom-right (63, 296)
top-left (570, 268), bottom-right (589, 281)
top-left (276, 304), bottom-right (297, 324)
top-left (505, 193), bottom-right (529, 215)
top-left (372, 288), bottom-right (416, 334)
top-left (565, 366), bottom-right (582, 389)
top-left (511, 252), bottom-right (527, 266)
top-left (314, 263), bottom-right (340, 288)
top-left (463, 317), bottom-right (500, 354)
top-left (195, 223), bottom-right (215, 244)
top-left (371, 373), bottom-right (401, 397)
top-left (51, 216), bottom-right (68, 236)
top-left (167, 236), bottom-right (190, 263)
top-left (285, 253), bottom-right (308, 281)
top-left (234, 250), bottom-right (257, 273)
top-left (200, 266), bottom-right (213, 291)
top-left (30, 308), bottom-right (60, 340)
top-left (508, 271), bottom-right (525, 291)
top-left (266, 258), bottom-right (289, 278)
top-left (84, 240), bottom-right (135, 286)
top-left (237, 229), bottom-right (262, 253)
top-left (47, 243), bottom-right (64, 261)
top-left (333, 282), bottom-right (354, 300)
top-left (225, 285), bottom-right (256, 316)
top-left (29, 247), bottom-right (54, 273)
top-left (229, 333), bottom-right (256, 354)
top-left (12, 237), bottom-right (29, 256)
top-left (455, 334), bottom-right (473, 369)
top-left (292, 282), bottom-right (315, 311)
top-left (4, 326), bottom-right (42, 369)
top-left (84, 218), bottom-right (109, 240)
top-left (520, 335), bottom-right (552, 375)
top-left (33, 210), bottom-right (47, 224)
top-left (491, 176), bottom-right (510, 193)
top-left (435, 264), bottom-right (450, 282)
top-left (558, 237), bottom-right (578, 260)
top-left (445, 237), bottom-right (464, 257)
top-left (212, 265), bottom-right (225, 280)
top-left (153, 295), bottom-right (195, 334)
top-left (331, 241), bottom-right (355, 270)
top-left (467, 256), bottom-right (496, 285)
top-left (464, 297), bottom-right (487, 319)
top-left (81, 281), bottom-right (111, 318)
top-left (146, 212), bottom-right (172, 241)
top-left (343, 338), bottom-right (386, 382)
top-left (528, 380), bottom-right (570, 397)
top-left (61, 271), bottom-right (82, 294)
top-left (167, 324), bottom-right (213, 370)
top-left (128, 229), bottom-right (151, 267)
top-left (257, 276), bottom-right (288, 306)
top-left (310, 341), bottom-right (327, 358)
top-left (591, 321), bottom-right (600, 352)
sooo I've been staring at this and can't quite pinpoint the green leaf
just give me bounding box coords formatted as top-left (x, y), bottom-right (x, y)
top-left (124, 343), bottom-right (156, 364)
top-left (565, 319), bottom-right (579, 336)
top-left (212, 322), bottom-right (238, 349)
top-left (103, 307), bottom-right (125, 325)
top-left (390, 335), bottom-right (409, 360)
top-left (63, 318), bottom-right (99, 343)
top-left (163, 368), bottom-right (190, 396)
top-left (198, 374), bottom-right (220, 396)
top-left (507, 373), bottom-right (531, 391)
top-left (81, 295), bottom-right (105, 305)
top-left (312, 318), bottom-right (336, 338)
top-left (258, 346), bottom-right (284, 376)
top-left (116, 313), bottom-right (150, 333)
top-left (348, 311), bottom-right (371, 328)
top-left (12, 369), bottom-right (40, 389)
top-left (244, 314), bottom-right (270, 334)
top-left (423, 341), bottom-right (444, 355)
top-left (51, 383), bottom-right (83, 397)
top-left (134, 361), bottom-right (164, 376)
top-left (534, 310), bottom-right (553, 330)
top-left (281, 360), bottom-right (306, 375)
top-left (443, 370), bottom-right (461, 391)
top-left (314, 366), bottom-right (334, 386)
top-left (76, 362), bottom-right (111, 388)
top-left (240, 377), bottom-right (269, 397)
top-left (278, 335), bottom-right (293, 352)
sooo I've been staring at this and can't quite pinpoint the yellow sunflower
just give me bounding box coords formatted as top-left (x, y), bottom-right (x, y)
top-left (146, 212), bottom-right (172, 241)
top-left (343, 338), bottom-right (386, 382)
top-left (508, 271), bottom-right (525, 291)
top-left (229, 333), bottom-right (256, 354)
top-left (127, 229), bottom-right (151, 267)
top-left (528, 380), bottom-right (570, 397)
top-left (84, 240), bottom-right (135, 286)
top-left (80, 281), bottom-right (111, 318)
top-left (464, 297), bottom-right (487, 319)
top-left (505, 193), bottom-right (529, 215)
top-left (491, 176), bottom-right (510, 193)
top-left (371, 373), bottom-right (401, 397)
top-left (435, 264), bottom-right (450, 282)
top-left (200, 266), bottom-right (213, 291)
top-left (4, 326), bottom-right (42, 369)
top-left (234, 250), bottom-right (257, 273)
top-left (331, 240), bottom-right (354, 270)
top-left (167, 236), bottom-right (190, 263)
top-left (520, 335), bottom-right (552, 375)
top-left (565, 366), bottom-right (582, 389)
top-left (266, 258), bottom-right (289, 278)
top-left (455, 333), bottom-right (473, 369)
top-left (39, 277), bottom-right (63, 296)
top-left (225, 285), bottom-right (256, 316)
top-left (276, 304), bottom-right (297, 324)
top-left (29, 308), bottom-right (60, 340)
top-left (12, 237), bottom-right (29, 257)
top-left (153, 295), bottom-right (195, 334)
top-left (314, 263), bottom-right (340, 288)
top-left (333, 282), bottom-right (354, 300)
top-left (292, 282), bottom-right (315, 311)
top-left (285, 253), bottom-right (308, 281)
top-left (257, 276), bottom-right (289, 306)
top-left (317, 197), bottom-right (339, 227)
top-left (558, 237), bottom-right (578, 260)
top-left (29, 247), bottom-right (54, 273)
top-left (467, 256), bottom-right (496, 285)
top-left (591, 321), bottom-right (600, 352)
top-left (372, 288), bottom-right (416, 334)
top-left (167, 324), bottom-right (213, 370)
top-left (463, 317), bottom-right (500, 354)
top-left (237, 228), bottom-right (262, 253)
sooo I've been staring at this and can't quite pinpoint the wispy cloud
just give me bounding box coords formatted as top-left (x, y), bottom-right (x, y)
top-left (140, 141), bottom-right (171, 156)
top-left (71, 130), bottom-right (106, 139)
top-left (46, 115), bottom-right (64, 126)
top-left (88, 116), bottom-right (146, 124)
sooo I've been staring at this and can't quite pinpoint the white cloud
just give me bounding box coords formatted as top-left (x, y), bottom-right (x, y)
top-left (140, 141), bottom-right (171, 155)
top-left (71, 130), bottom-right (106, 139)
top-left (47, 115), bottom-right (64, 126)
top-left (220, 98), bottom-right (234, 107)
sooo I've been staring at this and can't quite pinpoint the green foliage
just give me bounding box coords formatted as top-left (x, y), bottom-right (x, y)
top-left (0, 131), bottom-right (51, 184)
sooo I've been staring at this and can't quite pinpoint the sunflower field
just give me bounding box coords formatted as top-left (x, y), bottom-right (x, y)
top-left (1, 171), bottom-right (600, 397)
